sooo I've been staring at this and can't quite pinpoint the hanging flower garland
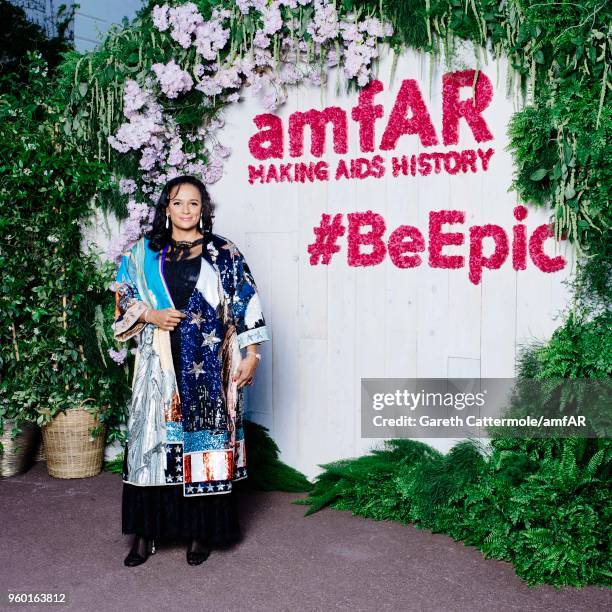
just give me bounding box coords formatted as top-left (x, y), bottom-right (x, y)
top-left (105, 0), bottom-right (393, 260)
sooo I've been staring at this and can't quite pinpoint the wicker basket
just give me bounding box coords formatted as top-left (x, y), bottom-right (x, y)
top-left (36, 438), bottom-right (46, 462)
top-left (0, 420), bottom-right (40, 478)
top-left (41, 405), bottom-right (106, 479)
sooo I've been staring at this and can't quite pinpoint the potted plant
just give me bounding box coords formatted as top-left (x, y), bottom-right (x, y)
top-left (0, 379), bottom-right (40, 478)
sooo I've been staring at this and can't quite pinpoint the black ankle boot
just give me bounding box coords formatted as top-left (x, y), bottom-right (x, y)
top-left (186, 538), bottom-right (211, 565)
top-left (124, 536), bottom-right (156, 567)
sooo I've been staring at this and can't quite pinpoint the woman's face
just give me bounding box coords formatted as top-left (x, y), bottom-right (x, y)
top-left (166, 182), bottom-right (203, 232)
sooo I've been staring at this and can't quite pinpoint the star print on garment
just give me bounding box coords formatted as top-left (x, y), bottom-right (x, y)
top-left (188, 361), bottom-right (205, 378)
top-left (189, 310), bottom-right (204, 328)
top-left (201, 330), bottom-right (221, 349)
top-left (222, 241), bottom-right (240, 258)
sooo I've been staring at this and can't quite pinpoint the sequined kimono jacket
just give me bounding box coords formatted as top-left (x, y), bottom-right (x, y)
top-left (110, 233), bottom-right (270, 497)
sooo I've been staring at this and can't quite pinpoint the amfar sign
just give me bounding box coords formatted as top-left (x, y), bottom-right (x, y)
top-left (244, 70), bottom-right (567, 285)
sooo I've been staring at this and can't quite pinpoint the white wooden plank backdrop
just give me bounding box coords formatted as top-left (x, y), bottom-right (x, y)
top-left (84, 43), bottom-right (576, 478)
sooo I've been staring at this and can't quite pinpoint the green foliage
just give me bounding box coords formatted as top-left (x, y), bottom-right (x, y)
top-left (528, 310), bottom-right (611, 380)
top-left (0, 54), bottom-right (132, 447)
top-left (104, 454), bottom-right (124, 473)
top-left (344, 1), bottom-right (430, 49)
top-left (436, 0), bottom-right (611, 299)
top-left (241, 420), bottom-right (313, 492)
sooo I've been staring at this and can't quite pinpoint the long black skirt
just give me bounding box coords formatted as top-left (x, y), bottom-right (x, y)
top-left (122, 483), bottom-right (242, 546)
top-left (121, 447), bottom-right (242, 546)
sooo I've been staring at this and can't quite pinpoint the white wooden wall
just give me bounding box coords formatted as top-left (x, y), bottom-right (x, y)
top-left (85, 43), bottom-right (575, 478)
top-left (208, 45), bottom-right (575, 480)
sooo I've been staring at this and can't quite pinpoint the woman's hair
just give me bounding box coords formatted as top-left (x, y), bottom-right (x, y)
top-left (145, 175), bottom-right (215, 253)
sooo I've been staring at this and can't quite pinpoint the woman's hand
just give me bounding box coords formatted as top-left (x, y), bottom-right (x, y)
top-left (146, 308), bottom-right (186, 331)
top-left (233, 352), bottom-right (260, 389)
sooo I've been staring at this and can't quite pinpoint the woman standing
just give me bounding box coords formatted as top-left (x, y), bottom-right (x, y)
top-left (110, 175), bottom-right (270, 566)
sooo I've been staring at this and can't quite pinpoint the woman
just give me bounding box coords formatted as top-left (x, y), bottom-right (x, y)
top-left (110, 175), bottom-right (270, 567)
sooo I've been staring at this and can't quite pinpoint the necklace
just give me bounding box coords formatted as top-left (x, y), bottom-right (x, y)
top-left (167, 236), bottom-right (205, 262)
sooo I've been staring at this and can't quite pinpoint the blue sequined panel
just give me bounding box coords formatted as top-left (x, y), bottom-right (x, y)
top-left (184, 429), bottom-right (229, 452)
top-left (177, 288), bottom-right (226, 431)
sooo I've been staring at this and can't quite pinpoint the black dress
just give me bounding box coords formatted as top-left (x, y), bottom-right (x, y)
top-left (121, 252), bottom-right (242, 546)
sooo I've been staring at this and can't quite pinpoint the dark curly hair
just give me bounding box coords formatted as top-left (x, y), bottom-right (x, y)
top-left (145, 175), bottom-right (216, 253)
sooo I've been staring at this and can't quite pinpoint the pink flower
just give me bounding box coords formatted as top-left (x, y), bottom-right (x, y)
top-left (359, 17), bottom-right (385, 38)
top-left (307, 0), bottom-right (339, 44)
top-left (279, 62), bottom-right (301, 84)
top-left (202, 160), bottom-right (224, 184)
top-left (106, 200), bottom-right (153, 261)
top-left (213, 143), bottom-right (232, 158)
top-left (167, 141), bottom-right (186, 166)
top-left (123, 79), bottom-right (148, 115)
top-left (151, 59), bottom-right (194, 98)
top-left (152, 4), bottom-right (169, 31)
top-left (118, 178), bottom-right (137, 195)
top-left (262, 2), bottom-right (283, 35)
top-left (195, 76), bottom-right (222, 96)
top-left (216, 66), bottom-right (241, 89)
top-left (194, 9), bottom-right (230, 59)
top-left (167, 2), bottom-right (203, 48)
top-left (108, 347), bottom-right (128, 364)
top-left (261, 87), bottom-right (287, 111)
top-left (234, 55), bottom-right (255, 79)
top-left (253, 29), bottom-right (271, 48)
